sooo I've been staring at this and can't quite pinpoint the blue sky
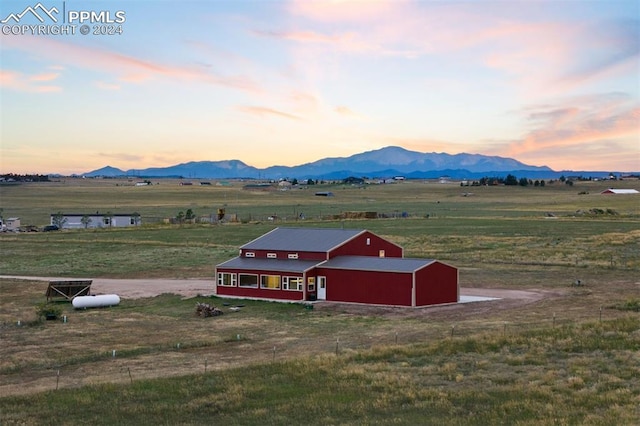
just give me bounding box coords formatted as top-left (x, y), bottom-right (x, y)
top-left (1, 0), bottom-right (638, 174)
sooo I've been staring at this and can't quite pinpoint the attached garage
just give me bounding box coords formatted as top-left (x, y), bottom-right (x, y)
top-left (315, 256), bottom-right (458, 307)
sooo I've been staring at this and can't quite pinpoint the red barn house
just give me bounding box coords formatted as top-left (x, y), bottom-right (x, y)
top-left (215, 227), bottom-right (458, 307)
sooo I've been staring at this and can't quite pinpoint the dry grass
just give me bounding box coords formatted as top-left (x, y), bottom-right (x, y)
top-left (1, 178), bottom-right (639, 423)
top-left (1, 263), bottom-right (638, 398)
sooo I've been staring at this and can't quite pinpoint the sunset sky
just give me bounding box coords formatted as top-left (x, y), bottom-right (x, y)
top-left (1, 0), bottom-right (638, 175)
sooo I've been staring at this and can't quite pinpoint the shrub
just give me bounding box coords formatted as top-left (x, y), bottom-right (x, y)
top-left (613, 298), bottom-right (640, 312)
top-left (35, 302), bottom-right (63, 320)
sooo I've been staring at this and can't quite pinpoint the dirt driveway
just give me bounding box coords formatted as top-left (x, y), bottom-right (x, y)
top-left (1, 275), bottom-right (549, 319)
top-left (1, 276), bottom-right (216, 299)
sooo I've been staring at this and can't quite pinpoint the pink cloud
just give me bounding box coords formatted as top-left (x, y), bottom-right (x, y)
top-left (288, 90), bottom-right (321, 115)
top-left (30, 72), bottom-right (60, 82)
top-left (96, 81), bottom-right (121, 91)
top-left (494, 94), bottom-right (640, 169)
top-left (279, 1), bottom-right (632, 93)
top-left (2, 36), bottom-right (261, 93)
top-left (288, 0), bottom-right (401, 23)
top-left (97, 152), bottom-right (144, 162)
top-left (0, 68), bottom-right (62, 92)
top-left (289, 90), bottom-right (318, 106)
top-left (256, 29), bottom-right (379, 54)
top-left (236, 105), bottom-right (302, 121)
top-left (334, 105), bottom-right (365, 119)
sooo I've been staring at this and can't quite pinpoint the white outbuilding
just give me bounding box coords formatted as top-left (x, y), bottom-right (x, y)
top-left (600, 189), bottom-right (639, 195)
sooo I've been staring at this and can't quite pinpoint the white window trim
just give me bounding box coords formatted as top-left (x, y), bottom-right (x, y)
top-left (267, 253), bottom-right (277, 258)
top-left (282, 276), bottom-right (303, 291)
top-left (245, 252), bottom-right (255, 258)
top-left (217, 272), bottom-right (237, 287)
top-left (238, 273), bottom-right (258, 288)
top-left (260, 274), bottom-right (281, 289)
top-left (287, 253), bottom-right (299, 259)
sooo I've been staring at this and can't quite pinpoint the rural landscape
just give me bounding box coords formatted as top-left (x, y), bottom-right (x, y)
top-left (1, 176), bottom-right (639, 424)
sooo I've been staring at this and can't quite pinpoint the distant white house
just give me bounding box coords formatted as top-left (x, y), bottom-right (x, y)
top-left (600, 189), bottom-right (639, 195)
top-left (51, 213), bottom-right (141, 229)
top-left (6, 217), bottom-right (20, 231)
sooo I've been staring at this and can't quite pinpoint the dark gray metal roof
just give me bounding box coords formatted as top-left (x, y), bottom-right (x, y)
top-left (241, 227), bottom-right (364, 252)
top-left (216, 257), bottom-right (321, 273)
top-left (319, 256), bottom-right (436, 273)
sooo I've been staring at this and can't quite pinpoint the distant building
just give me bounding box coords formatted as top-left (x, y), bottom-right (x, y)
top-left (243, 183), bottom-right (274, 191)
top-left (51, 213), bottom-right (141, 229)
top-left (600, 189), bottom-right (639, 195)
top-left (6, 217), bottom-right (20, 231)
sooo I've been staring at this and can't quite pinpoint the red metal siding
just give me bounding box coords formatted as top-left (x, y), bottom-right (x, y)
top-left (216, 285), bottom-right (302, 301)
top-left (315, 268), bottom-right (412, 306)
top-left (216, 268), bottom-right (304, 301)
top-left (328, 231), bottom-right (403, 259)
top-left (240, 249), bottom-right (326, 260)
top-left (415, 262), bottom-right (458, 306)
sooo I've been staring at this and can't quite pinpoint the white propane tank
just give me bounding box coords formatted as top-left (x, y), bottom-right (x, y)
top-left (72, 294), bottom-right (120, 309)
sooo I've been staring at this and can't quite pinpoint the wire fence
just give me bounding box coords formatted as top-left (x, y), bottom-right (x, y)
top-left (4, 307), bottom-right (631, 394)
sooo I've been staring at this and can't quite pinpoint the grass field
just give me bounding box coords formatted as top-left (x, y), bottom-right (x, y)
top-left (1, 178), bottom-right (639, 424)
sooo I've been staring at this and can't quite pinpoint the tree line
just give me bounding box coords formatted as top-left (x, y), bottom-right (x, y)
top-left (461, 174), bottom-right (588, 187)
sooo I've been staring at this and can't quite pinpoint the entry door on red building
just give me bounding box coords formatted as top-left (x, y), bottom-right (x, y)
top-left (317, 276), bottom-right (326, 300)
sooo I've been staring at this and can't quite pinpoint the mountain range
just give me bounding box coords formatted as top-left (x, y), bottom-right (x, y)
top-left (83, 146), bottom-right (619, 180)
